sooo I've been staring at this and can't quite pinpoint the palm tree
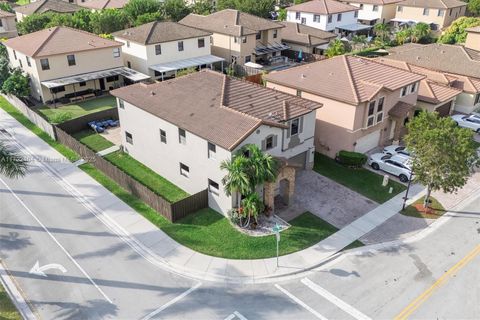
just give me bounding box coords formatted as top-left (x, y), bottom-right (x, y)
top-left (0, 141), bottom-right (28, 178)
top-left (241, 193), bottom-right (264, 224)
top-left (220, 155), bottom-right (251, 206)
top-left (412, 22), bottom-right (431, 43)
top-left (351, 35), bottom-right (367, 51)
top-left (395, 28), bottom-right (412, 45)
top-left (325, 39), bottom-right (346, 58)
top-left (240, 144), bottom-right (278, 190)
top-left (374, 23), bottom-right (391, 44)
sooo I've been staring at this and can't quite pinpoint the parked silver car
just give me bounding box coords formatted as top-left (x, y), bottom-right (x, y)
top-left (382, 145), bottom-right (411, 157)
top-left (368, 153), bottom-right (413, 183)
top-left (451, 114), bottom-right (480, 132)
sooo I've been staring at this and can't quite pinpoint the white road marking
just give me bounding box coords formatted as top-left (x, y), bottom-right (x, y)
top-left (301, 278), bottom-right (371, 320)
top-left (0, 176), bottom-right (113, 304)
top-left (29, 261), bottom-right (67, 277)
top-left (275, 284), bottom-right (329, 320)
top-left (224, 311), bottom-right (248, 320)
top-left (141, 282), bottom-right (201, 320)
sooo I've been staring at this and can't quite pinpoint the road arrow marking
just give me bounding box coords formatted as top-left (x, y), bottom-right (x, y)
top-left (29, 261), bottom-right (67, 277)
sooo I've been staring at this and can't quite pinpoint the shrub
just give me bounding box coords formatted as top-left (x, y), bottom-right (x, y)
top-left (50, 111), bottom-right (73, 124)
top-left (336, 150), bottom-right (367, 168)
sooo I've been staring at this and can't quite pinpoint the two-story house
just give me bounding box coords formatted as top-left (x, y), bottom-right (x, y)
top-left (0, 9), bottom-right (17, 38)
top-left (286, 0), bottom-right (372, 37)
top-left (387, 43), bottom-right (480, 114)
top-left (265, 55), bottom-right (425, 157)
top-left (339, 0), bottom-right (403, 25)
top-left (180, 9), bottom-right (287, 67)
top-left (14, 0), bottom-right (82, 22)
top-left (111, 70), bottom-right (322, 215)
top-left (279, 21), bottom-right (337, 56)
top-left (113, 22), bottom-right (225, 81)
top-left (393, 0), bottom-right (467, 31)
top-left (3, 26), bottom-right (149, 104)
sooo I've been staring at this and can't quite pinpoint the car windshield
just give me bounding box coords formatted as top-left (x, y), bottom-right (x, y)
top-left (381, 155), bottom-right (391, 160)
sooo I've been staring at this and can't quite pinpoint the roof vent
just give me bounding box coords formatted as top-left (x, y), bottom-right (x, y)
top-left (416, 56), bottom-right (420, 60)
top-left (441, 50), bottom-right (445, 54)
top-left (329, 72), bottom-right (333, 76)
top-left (301, 74), bottom-right (306, 79)
top-left (150, 91), bottom-right (156, 96)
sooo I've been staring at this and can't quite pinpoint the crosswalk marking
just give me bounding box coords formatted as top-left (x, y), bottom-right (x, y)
top-left (275, 284), bottom-right (329, 320)
top-left (224, 311), bottom-right (248, 320)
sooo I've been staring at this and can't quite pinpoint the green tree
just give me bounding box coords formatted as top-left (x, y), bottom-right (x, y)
top-left (0, 55), bottom-right (10, 86)
top-left (124, 0), bottom-right (161, 23)
top-left (176, 67), bottom-right (197, 77)
top-left (0, 141), bottom-right (28, 179)
top-left (16, 13), bottom-right (53, 34)
top-left (374, 22), bottom-right (391, 45)
top-left (411, 22), bottom-right (431, 43)
top-left (325, 39), bottom-right (345, 58)
top-left (0, 2), bottom-right (13, 13)
top-left (221, 155), bottom-right (251, 205)
top-left (90, 9), bottom-right (128, 34)
top-left (438, 17), bottom-right (480, 44)
top-left (467, 0), bottom-right (480, 15)
top-left (217, 0), bottom-right (276, 18)
top-left (277, 8), bottom-right (287, 21)
top-left (395, 27), bottom-right (413, 45)
top-left (190, 0), bottom-right (214, 15)
top-left (46, 13), bottom-right (74, 29)
top-left (351, 34), bottom-right (367, 51)
top-left (160, 0), bottom-right (191, 21)
top-left (241, 193), bottom-right (264, 223)
top-left (71, 9), bottom-right (93, 32)
top-left (134, 12), bottom-right (163, 26)
top-left (2, 69), bottom-right (30, 97)
top-left (405, 111), bottom-right (479, 208)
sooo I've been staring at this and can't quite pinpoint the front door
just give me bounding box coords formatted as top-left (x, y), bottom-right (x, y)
top-left (99, 78), bottom-right (105, 91)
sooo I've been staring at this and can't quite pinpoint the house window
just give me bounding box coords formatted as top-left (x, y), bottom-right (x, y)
top-left (208, 142), bottom-right (216, 159)
top-left (67, 54), bottom-right (76, 66)
top-left (474, 93), bottom-right (480, 105)
top-left (127, 61), bottom-right (131, 68)
top-left (178, 41), bottom-right (184, 51)
top-left (377, 97), bottom-right (384, 123)
top-left (313, 14), bottom-right (320, 22)
top-left (198, 38), bottom-right (205, 48)
top-left (438, 9), bottom-right (444, 17)
top-left (126, 41), bottom-right (130, 48)
top-left (160, 129), bottom-right (166, 143)
top-left (290, 118), bottom-right (300, 136)
top-left (296, 89), bottom-right (302, 97)
top-left (113, 48), bottom-right (120, 58)
top-left (125, 131), bottom-right (133, 144)
top-left (40, 58), bottom-right (50, 70)
top-left (118, 99), bottom-right (124, 109)
top-left (337, 13), bottom-right (342, 21)
top-left (265, 135), bottom-right (276, 150)
top-left (354, 10), bottom-right (358, 18)
top-left (449, 8), bottom-right (452, 16)
top-left (273, 29), bottom-right (278, 38)
top-left (328, 14), bottom-right (333, 23)
top-left (51, 86), bottom-right (65, 93)
top-left (106, 75), bottom-right (119, 82)
top-left (423, 8), bottom-right (429, 15)
top-left (155, 44), bottom-right (161, 55)
top-left (13, 50), bottom-right (16, 60)
top-left (373, 5), bottom-right (379, 11)
top-left (397, 5), bottom-right (403, 12)
top-left (400, 86), bottom-right (407, 97)
top-left (208, 179), bottom-right (219, 195)
top-left (180, 163), bottom-right (189, 177)
top-left (256, 32), bottom-right (261, 40)
top-left (179, 128), bottom-right (186, 144)
top-left (410, 82), bottom-right (418, 93)
top-left (301, 17), bottom-right (306, 24)
top-left (234, 37), bottom-right (238, 43)
top-left (79, 81), bottom-right (86, 87)
top-left (0, 20), bottom-right (2, 27)
top-left (242, 37), bottom-right (247, 43)
top-left (245, 55), bottom-right (251, 63)
top-left (19, 59), bottom-right (22, 68)
top-left (295, 12), bottom-right (300, 20)
top-left (367, 101), bottom-right (375, 127)
top-left (359, 4), bottom-right (363, 9)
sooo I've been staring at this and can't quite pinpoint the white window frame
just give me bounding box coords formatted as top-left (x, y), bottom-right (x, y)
top-left (295, 12), bottom-right (300, 20)
top-left (113, 48), bottom-right (120, 58)
top-left (367, 100), bottom-right (376, 127)
top-left (155, 44), bottom-right (161, 55)
top-left (179, 128), bottom-right (186, 144)
top-left (313, 14), bottom-right (320, 22)
top-left (438, 9), bottom-right (444, 17)
top-left (208, 142), bottom-right (216, 159)
top-left (400, 86), bottom-right (407, 97)
top-left (372, 5), bottom-right (378, 11)
top-left (208, 179), bottom-right (219, 195)
top-left (118, 99), bottom-right (124, 109)
top-left (423, 8), bottom-right (429, 16)
top-left (125, 131), bottom-right (133, 144)
top-left (290, 118), bottom-right (300, 136)
top-left (180, 163), bottom-right (189, 177)
top-left (160, 129), bottom-right (166, 143)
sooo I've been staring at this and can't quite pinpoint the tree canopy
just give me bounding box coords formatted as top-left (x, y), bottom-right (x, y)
top-left (217, 0), bottom-right (275, 18)
top-left (325, 39), bottom-right (346, 58)
top-left (1, 69), bottom-right (30, 97)
top-left (438, 16), bottom-right (480, 44)
top-left (467, 0), bottom-right (480, 16)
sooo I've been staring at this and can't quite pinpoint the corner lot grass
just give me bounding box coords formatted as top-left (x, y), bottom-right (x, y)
top-left (402, 196), bottom-right (445, 219)
top-left (314, 153), bottom-right (406, 203)
top-left (37, 96), bottom-right (117, 123)
top-left (73, 130), bottom-right (114, 152)
top-left (0, 96), bottom-right (80, 161)
top-left (0, 284), bottom-right (21, 320)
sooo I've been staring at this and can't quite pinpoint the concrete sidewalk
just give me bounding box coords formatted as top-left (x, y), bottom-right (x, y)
top-left (0, 108), bottom-right (424, 284)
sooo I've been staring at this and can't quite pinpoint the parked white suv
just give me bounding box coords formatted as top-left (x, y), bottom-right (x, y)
top-left (383, 145), bottom-right (411, 157)
top-left (368, 153), bottom-right (413, 182)
top-left (451, 114), bottom-right (480, 132)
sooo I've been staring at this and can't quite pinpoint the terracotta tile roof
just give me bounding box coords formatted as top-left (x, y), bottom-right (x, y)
top-left (111, 70), bottom-right (321, 150)
top-left (78, 0), bottom-right (127, 9)
top-left (0, 9), bottom-right (14, 17)
top-left (287, 0), bottom-right (358, 15)
top-left (387, 43), bottom-right (480, 86)
top-left (113, 22), bottom-right (211, 45)
top-left (180, 9), bottom-right (283, 37)
top-left (14, 0), bottom-right (81, 15)
top-left (3, 26), bottom-right (122, 57)
top-left (280, 21), bottom-right (336, 46)
top-left (340, 0), bottom-right (402, 4)
top-left (389, 101), bottom-right (414, 118)
top-left (264, 55), bottom-right (425, 105)
top-left (398, 0), bottom-right (467, 8)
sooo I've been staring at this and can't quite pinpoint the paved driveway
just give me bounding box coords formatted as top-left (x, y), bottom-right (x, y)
top-left (277, 170), bottom-right (377, 228)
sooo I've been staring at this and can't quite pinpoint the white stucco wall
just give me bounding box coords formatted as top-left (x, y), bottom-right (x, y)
top-left (349, 3), bottom-right (383, 22)
top-left (287, 10), bottom-right (358, 32)
top-left (454, 92), bottom-right (479, 114)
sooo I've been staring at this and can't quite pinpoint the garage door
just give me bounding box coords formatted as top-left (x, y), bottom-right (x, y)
top-left (435, 101), bottom-right (452, 117)
top-left (288, 151), bottom-right (307, 169)
top-left (355, 130), bottom-right (381, 153)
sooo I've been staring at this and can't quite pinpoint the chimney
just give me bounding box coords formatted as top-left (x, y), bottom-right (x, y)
top-left (283, 101), bottom-right (290, 120)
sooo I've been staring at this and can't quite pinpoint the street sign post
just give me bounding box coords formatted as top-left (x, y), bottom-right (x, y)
top-left (272, 223), bottom-right (282, 267)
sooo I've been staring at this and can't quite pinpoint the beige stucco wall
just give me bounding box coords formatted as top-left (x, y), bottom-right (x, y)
top-left (0, 16), bottom-right (17, 38)
top-left (395, 5), bottom-right (466, 29)
top-left (465, 31), bottom-right (480, 51)
top-left (455, 91), bottom-right (479, 114)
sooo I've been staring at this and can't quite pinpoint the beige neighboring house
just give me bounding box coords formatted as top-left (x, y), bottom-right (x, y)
top-left (279, 21), bottom-right (337, 56)
top-left (393, 0), bottom-right (467, 31)
top-left (3, 26), bottom-right (149, 104)
top-left (465, 26), bottom-right (480, 52)
top-left (180, 9), bottom-right (288, 66)
top-left (0, 9), bottom-right (17, 38)
top-left (387, 43), bottom-right (480, 114)
top-left (78, 0), bottom-right (127, 10)
top-left (339, 0), bottom-right (403, 25)
top-left (113, 21), bottom-right (224, 81)
top-left (111, 70), bottom-right (322, 215)
top-left (14, 0), bottom-right (82, 22)
top-left (264, 55), bottom-right (425, 157)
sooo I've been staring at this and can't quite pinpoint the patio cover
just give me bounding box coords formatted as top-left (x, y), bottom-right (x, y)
top-left (149, 55), bottom-right (225, 73)
top-left (41, 67), bottom-right (150, 89)
top-left (337, 23), bottom-right (373, 32)
top-left (255, 42), bottom-right (290, 55)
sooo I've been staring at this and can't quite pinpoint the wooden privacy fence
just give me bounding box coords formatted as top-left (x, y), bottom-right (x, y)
top-left (54, 127), bottom-right (208, 222)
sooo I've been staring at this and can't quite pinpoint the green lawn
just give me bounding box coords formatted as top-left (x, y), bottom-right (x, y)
top-left (104, 151), bottom-right (189, 203)
top-left (0, 96), bottom-right (80, 161)
top-left (73, 130), bottom-right (114, 152)
top-left (37, 96), bottom-right (117, 123)
top-left (402, 196), bottom-right (445, 219)
top-left (15, 0), bottom-right (29, 4)
top-left (0, 284), bottom-right (21, 320)
top-left (314, 153), bottom-right (406, 203)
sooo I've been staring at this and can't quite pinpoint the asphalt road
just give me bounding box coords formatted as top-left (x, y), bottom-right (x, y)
top-left (1, 135), bottom-right (480, 319)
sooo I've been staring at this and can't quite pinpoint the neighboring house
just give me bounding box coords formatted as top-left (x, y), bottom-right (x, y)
top-left (280, 21), bottom-right (337, 55)
top-left (0, 9), bottom-right (17, 38)
top-left (286, 0), bottom-right (372, 37)
top-left (113, 22), bottom-right (224, 81)
top-left (111, 70), bottom-right (322, 215)
top-left (3, 26), bottom-right (149, 104)
top-left (264, 55), bottom-right (424, 157)
top-left (180, 9), bottom-right (287, 66)
top-left (377, 57), bottom-right (462, 116)
top-left (14, 0), bottom-right (82, 22)
top-left (465, 26), bottom-right (480, 52)
top-left (393, 0), bottom-right (467, 31)
top-left (78, 0), bottom-right (127, 10)
top-left (339, 0), bottom-right (403, 25)
top-left (387, 43), bottom-right (480, 114)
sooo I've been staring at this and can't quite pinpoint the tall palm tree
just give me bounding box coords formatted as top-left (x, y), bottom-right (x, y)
top-left (374, 23), bottom-right (391, 45)
top-left (240, 144), bottom-right (278, 191)
top-left (220, 155), bottom-right (251, 206)
top-left (412, 22), bottom-right (431, 43)
top-left (325, 39), bottom-right (345, 58)
top-left (0, 141), bottom-right (28, 178)
top-left (395, 28), bottom-right (412, 45)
